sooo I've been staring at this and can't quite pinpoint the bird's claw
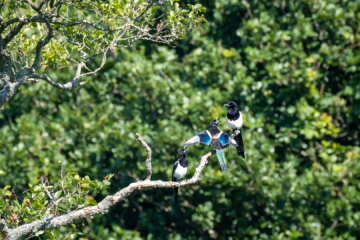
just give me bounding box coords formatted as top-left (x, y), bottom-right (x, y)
top-left (232, 129), bottom-right (241, 138)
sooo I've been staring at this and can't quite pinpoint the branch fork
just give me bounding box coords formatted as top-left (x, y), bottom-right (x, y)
top-left (1, 133), bottom-right (214, 240)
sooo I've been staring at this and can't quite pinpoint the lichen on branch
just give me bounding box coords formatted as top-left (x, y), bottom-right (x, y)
top-left (0, 133), bottom-right (214, 240)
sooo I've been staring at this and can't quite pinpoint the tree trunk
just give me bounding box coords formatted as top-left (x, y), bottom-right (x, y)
top-left (0, 49), bottom-right (13, 76)
top-left (0, 48), bottom-right (20, 109)
top-left (0, 79), bottom-right (21, 108)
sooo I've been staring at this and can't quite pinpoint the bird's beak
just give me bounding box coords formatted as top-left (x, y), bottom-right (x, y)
top-left (183, 147), bottom-right (189, 154)
top-left (224, 103), bottom-right (230, 108)
top-left (215, 116), bottom-right (220, 125)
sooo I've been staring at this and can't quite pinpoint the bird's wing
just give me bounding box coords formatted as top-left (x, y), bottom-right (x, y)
top-left (184, 130), bottom-right (211, 146)
top-left (172, 161), bottom-right (179, 181)
top-left (219, 132), bottom-right (238, 147)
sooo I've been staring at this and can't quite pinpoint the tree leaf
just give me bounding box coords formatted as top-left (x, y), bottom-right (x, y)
top-left (34, 185), bottom-right (41, 192)
top-left (38, 192), bottom-right (46, 200)
top-left (103, 180), bottom-right (111, 185)
top-left (189, 11), bottom-right (194, 18)
top-left (71, 224), bottom-right (77, 232)
top-left (35, 230), bottom-right (44, 236)
top-left (54, 191), bottom-right (62, 199)
top-left (87, 199), bottom-right (97, 206)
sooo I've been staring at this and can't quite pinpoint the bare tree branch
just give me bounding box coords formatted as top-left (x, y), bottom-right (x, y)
top-left (135, 133), bottom-right (152, 180)
top-left (80, 30), bottom-right (126, 77)
top-left (1, 134), bottom-right (215, 240)
top-left (0, 18), bottom-right (20, 34)
top-left (25, 73), bottom-right (85, 89)
top-left (44, 197), bottom-right (64, 221)
top-left (0, 9), bottom-right (58, 36)
top-left (32, 17), bottom-right (53, 70)
top-left (3, 61), bottom-right (85, 106)
top-left (27, 62), bottom-right (87, 90)
top-left (50, 19), bottom-right (130, 32)
top-left (2, 21), bottom-right (26, 44)
top-left (41, 178), bottom-right (54, 201)
top-left (21, 0), bottom-right (47, 12)
top-left (60, 161), bottom-right (66, 194)
top-left (1, 13), bottom-right (51, 43)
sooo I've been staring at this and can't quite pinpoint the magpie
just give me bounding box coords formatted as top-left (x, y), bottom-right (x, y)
top-left (183, 117), bottom-right (238, 172)
top-left (224, 101), bottom-right (245, 158)
top-left (172, 147), bottom-right (189, 206)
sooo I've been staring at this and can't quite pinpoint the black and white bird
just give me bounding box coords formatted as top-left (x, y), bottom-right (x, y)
top-left (224, 101), bottom-right (245, 158)
top-left (183, 117), bottom-right (238, 172)
top-left (172, 148), bottom-right (189, 206)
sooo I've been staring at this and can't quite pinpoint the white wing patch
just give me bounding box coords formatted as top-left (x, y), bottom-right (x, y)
top-left (184, 135), bottom-right (201, 146)
top-left (226, 112), bottom-right (243, 130)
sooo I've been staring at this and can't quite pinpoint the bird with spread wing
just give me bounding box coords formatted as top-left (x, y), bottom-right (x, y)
top-left (183, 117), bottom-right (238, 172)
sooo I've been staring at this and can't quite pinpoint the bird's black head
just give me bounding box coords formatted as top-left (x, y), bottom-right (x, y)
top-left (209, 117), bottom-right (220, 129)
top-left (224, 101), bottom-right (238, 110)
top-left (179, 147), bottom-right (189, 158)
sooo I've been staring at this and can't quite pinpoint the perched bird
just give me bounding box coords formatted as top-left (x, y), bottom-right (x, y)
top-left (184, 117), bottom-right (237, 172)
top-left (172, 148), bottom-right (189, 206)
top-left (224, 101), bottom-right (245, 158)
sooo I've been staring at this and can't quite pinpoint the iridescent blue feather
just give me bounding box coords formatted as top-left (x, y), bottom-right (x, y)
top-left (215, 149), bottom-right (228, 172)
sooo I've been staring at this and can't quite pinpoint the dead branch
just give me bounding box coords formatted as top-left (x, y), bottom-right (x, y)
top-left (0, 133), bottom-right (214, 240)
top-left (27, 62), bottom-right (86, 89)
top-left (135, 133), bottom-right (152, 180)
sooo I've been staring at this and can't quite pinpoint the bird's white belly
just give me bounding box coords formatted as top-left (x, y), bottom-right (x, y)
top-left (173, 165), bottom-right (187, 179)
top-left (226, 114), bottom-right (243, 130)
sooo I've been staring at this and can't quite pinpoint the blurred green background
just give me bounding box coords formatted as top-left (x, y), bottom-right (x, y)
top-left (1, 0), bottom-right (360, 239)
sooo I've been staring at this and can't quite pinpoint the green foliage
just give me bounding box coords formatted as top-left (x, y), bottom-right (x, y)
top-left (1, 0), bottom-right (360, 239)
top-left (2, 0), bottom-right (205, 72)
top-left (0, 170), bottom-right (113, 236)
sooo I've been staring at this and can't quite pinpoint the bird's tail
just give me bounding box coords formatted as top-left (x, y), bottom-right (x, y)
top-left (234, 130), bottom-right (245, 159)
top-left (173, 187), bottom-right (178, 206)
top-left (215, 149), bottom-right (228, 172)
top-left (172, 178), bottom-right (179, 206)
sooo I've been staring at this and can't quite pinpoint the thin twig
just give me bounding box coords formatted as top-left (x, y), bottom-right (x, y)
top-left (61, 161), bottom-right (66, 194)
top-left (41, 178), bottom-right (54, 201)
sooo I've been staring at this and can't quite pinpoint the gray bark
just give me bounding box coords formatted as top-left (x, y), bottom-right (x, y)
top-left (0, 50), bottom-right (13, 76)
top-left (0, 219), bottom-right (10, 240)
top-left (0, 134), bottom-right (215, 240)
top-left (0, 48), bottom-right (19, 109)
top-left (0, 80), bottom-right (22, 108)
